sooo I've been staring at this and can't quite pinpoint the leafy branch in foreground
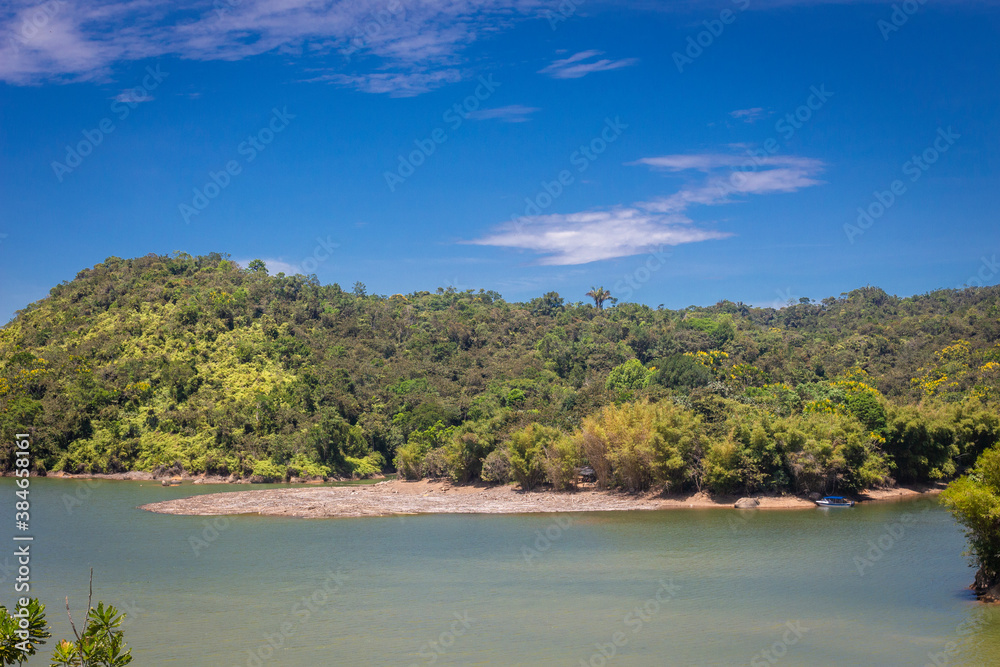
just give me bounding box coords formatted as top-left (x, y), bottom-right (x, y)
top-left (0, 571), bottom-right (133, 666)
top-left (0, 598), bottom-right (49, 665)
top-left (942, 446), bottom-right (1000, 600)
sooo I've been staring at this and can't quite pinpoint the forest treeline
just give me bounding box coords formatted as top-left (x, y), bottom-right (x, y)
top-left (2, 252), bottom-right (999, 496)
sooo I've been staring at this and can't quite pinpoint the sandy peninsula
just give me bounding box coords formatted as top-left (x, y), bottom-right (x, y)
top-left (139, 478), bottom-right (941, 519)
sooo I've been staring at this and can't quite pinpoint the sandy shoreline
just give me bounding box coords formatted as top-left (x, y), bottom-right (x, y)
top-left (37, 470), bottom-right (341, 484)
top-left (138, 478), bottom-right (942, 518)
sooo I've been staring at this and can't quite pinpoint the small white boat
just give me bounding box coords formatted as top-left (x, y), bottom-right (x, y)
top-left (815, 496), bottom-right (854, 508)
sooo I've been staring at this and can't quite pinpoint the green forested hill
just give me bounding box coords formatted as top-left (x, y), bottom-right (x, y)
top-left (2, 252), bottom-right (999, 494)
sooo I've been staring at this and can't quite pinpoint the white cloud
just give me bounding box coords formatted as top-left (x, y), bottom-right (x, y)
top-left (632, 154), bottom-right (821, 173)
top-left (0, 0), bottom-right (550, 94)
top-left (470, 151), bottom-right (824, 265)
top-left (310, 69), bottom-right (464, 97)
top-left (730, 107), bottom-right (766, 123)
top-left (638, 155), bottom-right (824, 213)
top-left (114, 89), bottom-right (154, 104)
top-left (538, 50), bottom-right (638, 79)
top-left (631, 154), bottom-right (745, 172)
top-left (468, 208), bottom-right (730, 265)
top-left (467, 104), bottom-right (540, 122)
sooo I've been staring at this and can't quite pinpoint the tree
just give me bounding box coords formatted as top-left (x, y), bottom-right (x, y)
top-left (606, 359), bottom-right (653, 397)
top-left (247, 259), bottom-right (268, 275)
top-left (941, 445), bottom-right (1000, 600)
top-left (586, 286), bottom-right (614, 311)
top-left (508, 424), bottom-right (557, 490)
top-left (528, 291), bottom-right (565, 317)
top-left (652, 354), bottom-right (713, 392)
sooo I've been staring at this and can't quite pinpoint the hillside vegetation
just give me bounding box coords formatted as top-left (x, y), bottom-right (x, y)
top-left (2, 252), bottom-right (999, 495)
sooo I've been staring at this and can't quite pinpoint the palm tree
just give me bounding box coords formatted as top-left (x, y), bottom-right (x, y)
top-left (586, 286), bottom-right (613, 311)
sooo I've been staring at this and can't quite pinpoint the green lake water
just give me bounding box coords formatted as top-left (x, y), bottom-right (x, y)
top-left (3, 478), bottom-right (998, 666)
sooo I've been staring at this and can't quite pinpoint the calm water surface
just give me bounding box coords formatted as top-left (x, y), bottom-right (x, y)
top-left (4, 479), bottom-right (998, 666)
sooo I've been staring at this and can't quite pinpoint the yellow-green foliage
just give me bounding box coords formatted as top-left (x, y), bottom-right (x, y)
top-left (578, 401), bottom-right (706, 492)
top-left (941, 445), bottom-right (1000, 589)
top-left (3, 253), bottom-right (1000, 491)
top-left (507, 423), bottom-right (558, 490)
top-left (251, 458), bottom-right (287, 482)
top-left (772, 411), bottom-right (890, 493)
top-left (345, 452), bottom-right (386, 479)
top-left (286, 454), bottom-right (330, 479)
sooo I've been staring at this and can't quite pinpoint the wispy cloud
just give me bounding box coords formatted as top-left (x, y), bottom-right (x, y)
top-left (114, 89), bottom-right (154, 104)
top-left (309, 69), bottom-right (464, 97)
top-left (468, 209), bottom-right (730, 265)
top-left (467, 104), bottom-right (540, 122)
top-left (633, 154), bottom-right (821, 173)
top-left (639, 155), bottom-right (824, 212)
top-left (538, 50), bottom-right (638, 79)
top-left (730, 107), bottom-right (766, 123)
top-left (469, 152), bottom-right (824, 265)
top-left (0, 0), bottom-right (546, 95)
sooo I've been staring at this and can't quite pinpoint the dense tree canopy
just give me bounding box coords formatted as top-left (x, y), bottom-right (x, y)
top-left (2, 253), bottom-right (999, 494)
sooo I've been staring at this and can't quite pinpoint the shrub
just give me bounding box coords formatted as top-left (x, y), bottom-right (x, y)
top-left (251, 458), bottom-right (286, 482)
top-left (606, 359), bottom-right (653, 394)
top-left (420, 448), bottom-right (450, 478)
top-left (941, 446), bottom-right (1000, 596)
top-left (445, 432), bottom-right (491, 483)
top-left (578, 401), bottom-right (707, 492)
top-left (508, 424), bottom-right (558, 490)
top-left (652, 354), bottom-right (713, 392)
top-left (394, 441), bottom-right (429, 480)
top-left (481, 449), bottom-right (511, 484)
top-left (345, 452), bottom-right (385, 478)
top-left (542, 435), bottom-right (580, 490)
top-left (286, 454), bottom-right (330, 479)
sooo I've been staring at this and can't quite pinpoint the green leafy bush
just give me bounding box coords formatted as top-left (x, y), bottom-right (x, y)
top-left (251, 458), bottom-right (287, 482)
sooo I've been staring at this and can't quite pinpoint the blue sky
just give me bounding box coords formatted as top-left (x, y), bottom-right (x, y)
top-left (1, 0), bottom-right (998, 323)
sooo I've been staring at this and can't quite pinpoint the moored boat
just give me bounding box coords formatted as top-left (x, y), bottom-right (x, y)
top-left (815, 496), bottom-right (854, 508)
